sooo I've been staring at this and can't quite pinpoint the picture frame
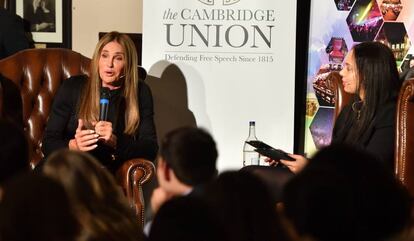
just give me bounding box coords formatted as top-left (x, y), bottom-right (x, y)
top-left (13, 0), bottom-right (71, 48)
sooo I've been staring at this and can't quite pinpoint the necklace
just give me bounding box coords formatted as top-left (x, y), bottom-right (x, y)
top-left (351, 101), bottom-right (363, 120)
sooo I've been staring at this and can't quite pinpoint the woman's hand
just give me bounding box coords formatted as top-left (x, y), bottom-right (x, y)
top-left (280, 154), bottom-right (308, 174)
top-left (69, 119), bottom-right (99, 151)
top-left (264, 154), bottom-right (309, 174)
top-left (94, 121), bottom-right (117, 148)
top-left (94, 121), bottom-right (112, 141)
top-left (264, 157), bottom-right (278, 166)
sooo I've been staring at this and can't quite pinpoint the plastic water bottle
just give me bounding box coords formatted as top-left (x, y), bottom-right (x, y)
top-left (243, 121), bottom-right (260, 166)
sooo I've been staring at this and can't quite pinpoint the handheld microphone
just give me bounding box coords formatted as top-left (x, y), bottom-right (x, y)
top-left (99, 87), bottom-right (110, 121)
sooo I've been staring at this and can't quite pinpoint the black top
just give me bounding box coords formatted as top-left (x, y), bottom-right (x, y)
top-left (332, 100), bottom-right (396, 169)
top-left (0, 8), bottom-right (31, 59)
top-left (42, 75), bottom-right (158, 170)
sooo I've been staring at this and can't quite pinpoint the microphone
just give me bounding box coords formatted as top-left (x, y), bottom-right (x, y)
top-left (99, 87), bottom-right (110, 121)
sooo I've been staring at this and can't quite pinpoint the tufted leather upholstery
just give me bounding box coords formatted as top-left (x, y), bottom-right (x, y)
top-left (0, 48), bottom-right (155, 226)
top-left (395, 78), bottom-right (414, 197)
top-left (0, 48), bottom-right (90, 165)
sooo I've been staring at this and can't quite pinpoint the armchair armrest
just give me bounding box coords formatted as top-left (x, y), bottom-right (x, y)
top-left (395, 78), bottom-right (414, 196)
top-left (116, 158), bottom-right (155, 227)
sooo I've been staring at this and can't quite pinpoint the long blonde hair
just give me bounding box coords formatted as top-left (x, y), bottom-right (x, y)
top-left (78, 31), bottom-right (140, 135)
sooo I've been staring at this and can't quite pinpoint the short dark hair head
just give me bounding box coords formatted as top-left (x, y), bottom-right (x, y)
top-left (160, 127), bottom-right (218, 186)
top-left (0, 119), bottom-right (29, 183)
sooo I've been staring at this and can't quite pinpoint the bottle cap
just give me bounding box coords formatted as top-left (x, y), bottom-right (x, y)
top-left (249, 121), bottom-right (255, 126)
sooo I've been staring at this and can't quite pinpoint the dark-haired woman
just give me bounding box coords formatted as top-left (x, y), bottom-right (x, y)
top-left (268, 42), bottom-right (402, 172)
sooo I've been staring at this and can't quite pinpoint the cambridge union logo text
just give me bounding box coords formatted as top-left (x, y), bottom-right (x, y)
top-left (164, 0), bottom-right (274, 49)
top-left (198, 0), bottom-right (240, 6)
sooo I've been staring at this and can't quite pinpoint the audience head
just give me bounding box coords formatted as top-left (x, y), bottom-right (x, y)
top-left (0, 173), bottom-right (79, 241)
top-left (283, 143), bottom-right (411, 241)
top-left (80, 31), bottom-right (139, 134)
top-left (149, 196), bottom-right (226, 241)
top-left (204, 171), bottom-right (291, 241)
top-left (240, 165), bottom-right (294, 203)
top-left (42, 150), bottom-right (142, 241)
top-left (0, 118), bottom-right (29, 184)
top-left (157, 127), bottom-right (218, 193)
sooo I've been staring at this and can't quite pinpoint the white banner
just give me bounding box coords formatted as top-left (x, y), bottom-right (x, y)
top-left (143, 0), bottom-right (297, 171)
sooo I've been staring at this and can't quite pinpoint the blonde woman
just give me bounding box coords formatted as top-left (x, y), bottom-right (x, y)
top-left (43, 150), bottom-right (143, 241)
top-left (42, 31), bottom-right (158, 172)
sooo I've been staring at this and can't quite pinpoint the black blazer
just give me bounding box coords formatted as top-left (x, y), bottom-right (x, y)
top-left (332, 100), bottom-right (396, 169)
top-left (42, 75), bottom-right (158, 170)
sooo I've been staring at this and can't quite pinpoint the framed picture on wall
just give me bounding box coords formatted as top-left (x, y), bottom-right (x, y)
top-left (14, 0), bottom-right (72, 48)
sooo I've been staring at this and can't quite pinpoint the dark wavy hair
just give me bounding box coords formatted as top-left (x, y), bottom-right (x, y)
top-left (340, 41), bottom-right (401, 143)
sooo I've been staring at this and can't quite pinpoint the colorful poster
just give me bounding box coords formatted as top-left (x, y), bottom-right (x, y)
top-left (304, 0), bottom-right (414, 156)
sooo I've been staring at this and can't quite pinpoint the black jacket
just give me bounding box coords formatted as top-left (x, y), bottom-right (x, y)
top-left (0, 9), bottom-right (31, 59)
top-left (332, 100), bottom-right (396, 169)
top-left (42, 75), bottom-right (158, 170)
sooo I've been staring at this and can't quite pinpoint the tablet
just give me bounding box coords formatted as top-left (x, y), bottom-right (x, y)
top-left (246, 140), bottom-right (295, 161)
top-left (246, 140), bottom-right (273, 149)
top-left (255, 148), bottom-right (295, 161)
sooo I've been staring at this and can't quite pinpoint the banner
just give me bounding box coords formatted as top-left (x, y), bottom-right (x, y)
top-left (143, 0), bottom-right (297, 171)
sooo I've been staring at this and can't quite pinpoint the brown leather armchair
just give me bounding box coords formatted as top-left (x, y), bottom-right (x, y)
top-left (395, 78), bottom-right (414, 196)
top-left (0, 48), bottom-right (155, 226)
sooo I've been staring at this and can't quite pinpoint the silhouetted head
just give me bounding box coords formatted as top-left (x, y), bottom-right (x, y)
top-left (204, 171), bottom-right (291, 241)
top-left (149, 196), bottom-right (226, 241)
top-left (283, 143), bottom-right (411, 241)
top-left (0, 119), bottom-right (29, 184)
top-left (159, 127), bottom-right (218, 186)
top-left (0, 173), bottom-right (79, 241)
